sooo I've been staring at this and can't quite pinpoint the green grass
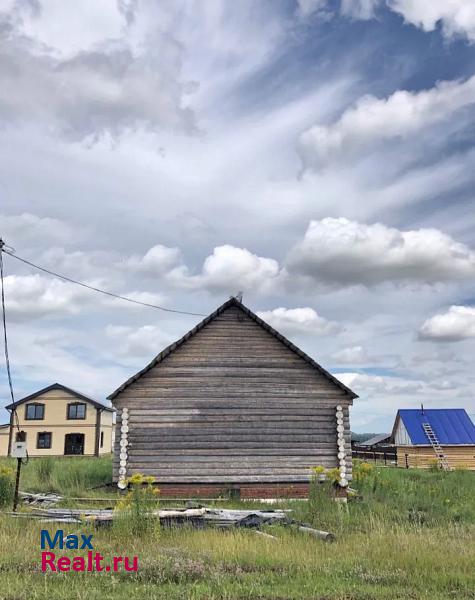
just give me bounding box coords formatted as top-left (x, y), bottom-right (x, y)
top-left (0, 458), bottom-right (473, 599)
top-left (0, 455), bottom-right (113, 499)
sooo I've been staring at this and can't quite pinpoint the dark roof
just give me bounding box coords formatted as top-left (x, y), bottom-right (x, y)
top-left (359, 433), bottom-right (391, 446)
top-left (108, 297), bottom-right (358, 400)
top-left (5, 383), bottom-right (114, 412)
top-left (393, 409), bottom-right (475, 445)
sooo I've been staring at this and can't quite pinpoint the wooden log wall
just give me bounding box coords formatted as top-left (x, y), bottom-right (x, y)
top-left (397, 446), bottom-right (475, 470)
top-left (113, 305), bottom-right (353, 483)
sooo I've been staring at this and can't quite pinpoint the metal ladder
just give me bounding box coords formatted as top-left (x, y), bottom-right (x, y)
top-left (421, 422), bottom-right (451, 471)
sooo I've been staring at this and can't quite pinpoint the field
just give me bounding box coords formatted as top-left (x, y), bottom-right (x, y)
top-left (0, 456), bottom-right (474, 600)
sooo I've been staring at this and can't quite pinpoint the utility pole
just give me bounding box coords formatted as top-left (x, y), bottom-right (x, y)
top-left (11, 431), bottom-right (27, 512)
top-left (0, 238), bottom-right (26, 511)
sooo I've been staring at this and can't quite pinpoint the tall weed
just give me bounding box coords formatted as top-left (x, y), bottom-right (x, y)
top-left (0, 466), bottom-right (14, 507)
top-left (114, 474), bottom-right (160, 538)
top-left (36, 457), bottom-right (54, 487)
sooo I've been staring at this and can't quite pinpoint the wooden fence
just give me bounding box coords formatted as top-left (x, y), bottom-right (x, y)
top-left (352, 448), bottom-right (397, 466)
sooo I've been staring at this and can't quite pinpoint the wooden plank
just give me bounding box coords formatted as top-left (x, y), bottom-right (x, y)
top-left (123, 392), bottom-right (347, 401)
top-left (128, 408), bottom-right (345, 417)
top-left (118, 401), bottom-right (348, 410)
top-left (118, 474), bottom-right (328, 483)
top-left (127, 420), bottom-right (346, 429)
top-left (123, 441), bottom-right (340, 449)
top-left (125, 446), bottom-right (339, 456)
top-left (128, 430), bottom-right (348, 441)
top-left (116, 456), bottom-right (351, 467)
top-left (124, 466), bottom-right (339, 474)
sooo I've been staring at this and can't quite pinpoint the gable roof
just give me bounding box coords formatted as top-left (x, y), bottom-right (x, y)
top-left (108, 297), bottom-right (358, 400)
top-left (392, 409), bottom-right (475, 445)
top-left (359, 433), bottom-right (391, 446)
top-left (5, 383), bottom-right (114, 412)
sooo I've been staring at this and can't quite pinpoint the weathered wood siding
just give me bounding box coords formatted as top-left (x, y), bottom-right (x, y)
top-left (397, 446), bottom-right (475, 470)
top-left (113, 305), bottom-right (353, 483)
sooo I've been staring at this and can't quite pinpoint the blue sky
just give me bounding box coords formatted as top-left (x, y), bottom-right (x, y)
top-left (1, 0), bottom-right (475, 431)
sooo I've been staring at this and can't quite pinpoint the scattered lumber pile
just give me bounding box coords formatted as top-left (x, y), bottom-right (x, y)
top-left (19, 491), bottom-right (63, 507)
top-left (9, 504), bottom-right (335, 541)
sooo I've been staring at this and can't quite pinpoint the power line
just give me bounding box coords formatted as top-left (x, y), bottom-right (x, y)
top-left (0, 241), bottom-right (20, 431)
top-left (2, 248), bottom-right (206, 317)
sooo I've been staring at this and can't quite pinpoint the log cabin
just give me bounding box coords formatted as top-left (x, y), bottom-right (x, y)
top-left (108, 297), bottom-right (358, 498)
top-left (392, 408), bottom-right (475, 470)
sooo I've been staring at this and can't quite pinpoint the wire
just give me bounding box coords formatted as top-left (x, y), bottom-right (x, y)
top-left (0, 244), bottom-right (20, 432)
top-left (2, 249), bottom-right (206, 317)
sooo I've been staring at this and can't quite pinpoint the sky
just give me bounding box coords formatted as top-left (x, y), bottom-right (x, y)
top-left (1, 0), bottom-right (475, 432)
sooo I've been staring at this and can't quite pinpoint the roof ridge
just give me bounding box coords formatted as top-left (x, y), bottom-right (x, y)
top-left (108, 297), bottom-right (357, 400)
top-left (5, 383), bottom-right (113, 412)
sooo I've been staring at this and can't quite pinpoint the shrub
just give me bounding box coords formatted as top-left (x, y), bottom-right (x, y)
top-left (325, 467), bottom-right (341, 485)
top-left (114, 474), bottom-right (160, 538)
top-left (353, 461), bottom-right (374, 483)
top-left (0, 466), bottom-right (15, 507)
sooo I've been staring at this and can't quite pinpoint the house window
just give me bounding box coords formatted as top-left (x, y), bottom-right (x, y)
top-left (25, 403), bottom-right (44, 420)
top-left (100, 431), bottom-right (104, 448)
top-left (67, 403), bottom-right (86, 420)
top-left (37, 432), bottom-right (52, 449)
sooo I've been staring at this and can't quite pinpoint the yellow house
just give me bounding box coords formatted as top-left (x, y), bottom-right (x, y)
top-left (0, 424), bottom-right (9, 456)
top-left (3, 383), bottom-right (114, 457)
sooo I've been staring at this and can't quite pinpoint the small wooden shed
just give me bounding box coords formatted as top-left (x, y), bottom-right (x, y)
top-left (392, 408), bottom-right (475, 470)
top-left (108, 297), bottom-right (358, 498)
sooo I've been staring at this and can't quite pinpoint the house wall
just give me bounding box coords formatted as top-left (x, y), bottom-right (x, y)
top-left (393, 419), bottom-right (411, 445)
top-left (9, 388), bottom-right (113, 457)
top-left (396, 446), bottom-right (475, 470)
top-left (100, 409), bottom-right (113, 454)
top-left (112, 305), bottom-right (353, 486)
top-left (0, 425), bottom-right (9, 457)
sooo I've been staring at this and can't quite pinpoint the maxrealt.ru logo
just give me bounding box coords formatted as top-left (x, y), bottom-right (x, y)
top-left (40, 530), bottom-right (138, 573)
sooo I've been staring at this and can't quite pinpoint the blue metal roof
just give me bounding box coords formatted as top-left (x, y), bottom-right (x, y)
top-left (398, 409), bottom-right (475, 445)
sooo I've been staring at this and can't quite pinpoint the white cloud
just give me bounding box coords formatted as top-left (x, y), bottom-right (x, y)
top-left (2, 322), bottom-right (124, 403)
top-left (341, 0), bottom-right (380, 20)
top-left (122, 243), bottom-right (282, 295)
top-left (106, 324), bottom-right (173, 356)
top-left (331, 345), bottom-right (370, 364)
top-left (0, 3), bottom-right (194, 141)
top-left (301, 0), bottom-right (475, 41)
top-left (338, 371), bottom-right (425, 395)
top-left (3, 273), bottom-right (168, 319)
top-left (122, 244), bottom-right (182, 275)
top-left (0, 213), bottom-right (76, 247)
top-left (388, 0), bottom-right (475, 41)
top-left (296, 0), bottom-right (329, 18)
top-left (296, 0), bottom-right (380, 20)
top-left (257, 307), bottom-right (339, 336)
top-left (286, 218), bottom-right (475, 287)
top-left (419, 305), bottom-right (475, 341)
top-left (104, 290), bottom-right (168, 310)
top-left (3, 274), bottom-right (94, 319)
top-left (18, 0), bottom-right (125, 55)
top-left (38, 247), bottom-right (119, 280)
top-left (168, 245), bottom-right (281, 294)
top-left (298, 75), bottom-right (475, 169)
